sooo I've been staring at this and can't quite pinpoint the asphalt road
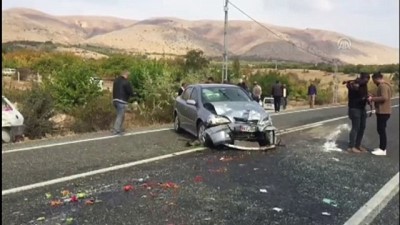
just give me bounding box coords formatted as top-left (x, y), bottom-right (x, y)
top-left (2, 99), bottom-right (399, 225)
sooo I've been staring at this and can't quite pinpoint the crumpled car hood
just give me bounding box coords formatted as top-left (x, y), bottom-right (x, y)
top-left (209, 101), bottom-right (268, 121)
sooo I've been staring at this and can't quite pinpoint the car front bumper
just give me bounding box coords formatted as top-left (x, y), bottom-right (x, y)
top-left (204, 123), bottom-right (277, 149)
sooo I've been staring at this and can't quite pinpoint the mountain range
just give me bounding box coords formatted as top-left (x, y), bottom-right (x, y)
top-left (2, 7), bottom-right (399, 64)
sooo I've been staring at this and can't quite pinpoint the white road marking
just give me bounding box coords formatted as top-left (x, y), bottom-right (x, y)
top-left (269, 105), bottom-right (345, 116)
top-left (1, 111), bottom-right (369, 196)
top-left (343, 172), bottom-right (399, 225)
top-left (2, 128), bottom-right (173, 154)
top-left (1, 147), bottom-right (207, 196)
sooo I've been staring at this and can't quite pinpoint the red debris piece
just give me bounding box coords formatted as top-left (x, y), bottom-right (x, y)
top-left (124, 185), bottom-right (134, 192)
top-left (194, 176), bottom-right (204, 183)
top-left (70, 195), bottom-right (79, 202)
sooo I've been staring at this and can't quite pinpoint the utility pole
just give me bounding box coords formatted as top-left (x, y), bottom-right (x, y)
top-left (222, 0), bottom-right (229, 83)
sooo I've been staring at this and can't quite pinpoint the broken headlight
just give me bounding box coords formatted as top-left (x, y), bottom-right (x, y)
top-left (207, 115), bottom-right (231, 126)
top-left (258, 115), bottom-right (272, 126)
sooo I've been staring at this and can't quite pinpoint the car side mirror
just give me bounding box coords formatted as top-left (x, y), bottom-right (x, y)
top-left (186, 99), bottom-right (196, 106)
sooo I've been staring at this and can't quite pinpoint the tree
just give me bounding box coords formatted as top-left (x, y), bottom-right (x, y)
top-left (184, 49), bottom-right (209, 73)
top-left (232, 56), bottom-right (241, 80)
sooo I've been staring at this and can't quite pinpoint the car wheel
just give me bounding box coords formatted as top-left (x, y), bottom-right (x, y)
top-left (2, 128), bottom-right (12, 143)
top-left (197, 122), bottom-right (212, 147)
top-left (173, 113), bottom-right (182, 133)
top-left (257, 133), bottom-right (270, 147)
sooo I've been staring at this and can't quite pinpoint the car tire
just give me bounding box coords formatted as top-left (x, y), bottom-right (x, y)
top-left (197, 122), bottom-right (213, 147)
top-left (2, 128), bottom-right (12, 143)
top-left (257, 132), bottom-right (270, 147)
top-left (173, 113), bottom-right (183, 133)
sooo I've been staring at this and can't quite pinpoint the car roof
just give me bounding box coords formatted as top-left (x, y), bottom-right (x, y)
top-left (188, 83), bottom-right (239, 89)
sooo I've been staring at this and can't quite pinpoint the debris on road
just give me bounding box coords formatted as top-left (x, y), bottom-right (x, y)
top-left (332, 158), bottom-right (340, 162)
top-left (259, 189), bottom-right (268, 193)
top-left (45, 193), bottom-right (52, 199)
top-left (123, 185), bottom-right (134, 192)
top-left (194, 175), bottom-right (204, 183)
top-left (208, 167), bottom-right (228, 173)
top-left (66, 217), bottom-right (74, 224)
top-left (85, 198), bottom-right (95, 205)
top-left (70, 195), bottom-right (79, 202)
top-left (61, 190), bottom-right (71, 197)
top-left (323, 198), bottom-right (338, 207)
top-left (322, 212), bottom-right (331, 216)
top-left (272, 207), bottom-right (283, 212)
top-left (160, 182), bottom-right (179, 189)
top-left (220, 156), bottom-right (233, 162)
top-left (77, 192), bottom-right (87, 199)
top-left (37, 216), bottom-right (46, 221)
top-left (50, 199), bottom-right (63, 207)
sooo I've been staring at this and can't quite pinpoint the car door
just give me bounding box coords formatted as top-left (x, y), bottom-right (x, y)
top-left (178, 87), bottom-right (193, 130)
top-left (186, 87), bottom-right (200, 134)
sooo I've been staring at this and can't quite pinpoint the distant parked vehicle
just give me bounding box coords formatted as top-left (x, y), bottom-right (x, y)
top-left (263, 97), bottom-right (275, 111)
top-left (2, 68), bottom-right (16, 76)
top-left (2, 96), bottom-right (25, 143)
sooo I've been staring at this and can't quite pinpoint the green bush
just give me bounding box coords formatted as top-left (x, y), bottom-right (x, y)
top-left (44, 61), bottom-right (102, 112)
top-left (315, 88), bottom-right (333, 105)
top-left (19, 84), bottom-right (55, 139)
top-left (70, 92), bottom-right (115, 133)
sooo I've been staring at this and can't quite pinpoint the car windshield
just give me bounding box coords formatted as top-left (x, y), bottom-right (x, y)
top-left (201, 86), bottom-right (251, 103)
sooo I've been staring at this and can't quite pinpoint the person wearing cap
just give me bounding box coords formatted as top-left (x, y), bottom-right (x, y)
top-left (368, 72), bottom-right (393, 156)
top-left (252, 81), bottom-right (262, 104)
top-left (345, 72), bottom-right (370, 153)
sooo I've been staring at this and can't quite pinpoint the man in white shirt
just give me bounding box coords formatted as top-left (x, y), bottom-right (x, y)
top-left (252, 81), bottom-right (262, 104)
top-left (282, 84), bottom-right (288, 110)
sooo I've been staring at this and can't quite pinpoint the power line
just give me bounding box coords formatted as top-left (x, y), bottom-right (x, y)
top-left (228, 1), bottom-right (335, 63)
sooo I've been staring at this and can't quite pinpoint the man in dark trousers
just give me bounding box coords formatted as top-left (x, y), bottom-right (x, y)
top-left (344, 72), bottom-right (370, 153)
top-left (112, 70), bottom-right (134, 135)
top-left (368, 72), bottom-right (393, 156)
top-left (271, 80), bottom-right (283, 112)
top-left (308, 83), bottom-right (317, 108)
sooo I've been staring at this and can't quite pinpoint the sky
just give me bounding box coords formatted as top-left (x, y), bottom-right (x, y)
top-left (2, 0), bottom-right (399, 48)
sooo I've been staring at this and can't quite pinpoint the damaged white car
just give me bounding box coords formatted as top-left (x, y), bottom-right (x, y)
top-left (2, 96), bottom-right (25, 143)
top-left (173, 84), bottom-right (277, 150)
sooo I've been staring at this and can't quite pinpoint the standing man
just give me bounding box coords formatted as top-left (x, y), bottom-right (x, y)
top-left (178, 82), bottom-right (187, 96)
top-left (308, 82), bottom-right (317, 108)
top-left (368, 72), bottom-right (393, 156)
top-left (271, 80), bottom-right (283, 113)
top-left (282, 84), bottom-right (288, 110)
top-left (112, 70), bottom-right (134, 135)
top-left (237, 78), bottom-right (249, 92)
top-left (252, 81), bottom-right (262, 104)
top-left (344, 73), bottom-right (370, 153)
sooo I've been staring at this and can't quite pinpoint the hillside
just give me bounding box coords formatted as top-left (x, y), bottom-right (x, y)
top-left (2, 8), bottom-right (399, 64)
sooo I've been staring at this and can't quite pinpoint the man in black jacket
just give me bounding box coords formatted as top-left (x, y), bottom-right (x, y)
top-left (345, 72), bottom-right (370, 153)
top-left (112, 70), bottom-right (134, 135)
top-left (271, 80), bottom-right (283, 112)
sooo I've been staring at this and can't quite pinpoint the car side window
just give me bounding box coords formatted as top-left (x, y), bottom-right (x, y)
top-left (181, 87), bottom-right (193, 100)
top-left (189, 88), bottom-right (198, 101)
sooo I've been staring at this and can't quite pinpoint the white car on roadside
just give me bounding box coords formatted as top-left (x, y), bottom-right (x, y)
top-left (2, 96), bottom-right (25, 143)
